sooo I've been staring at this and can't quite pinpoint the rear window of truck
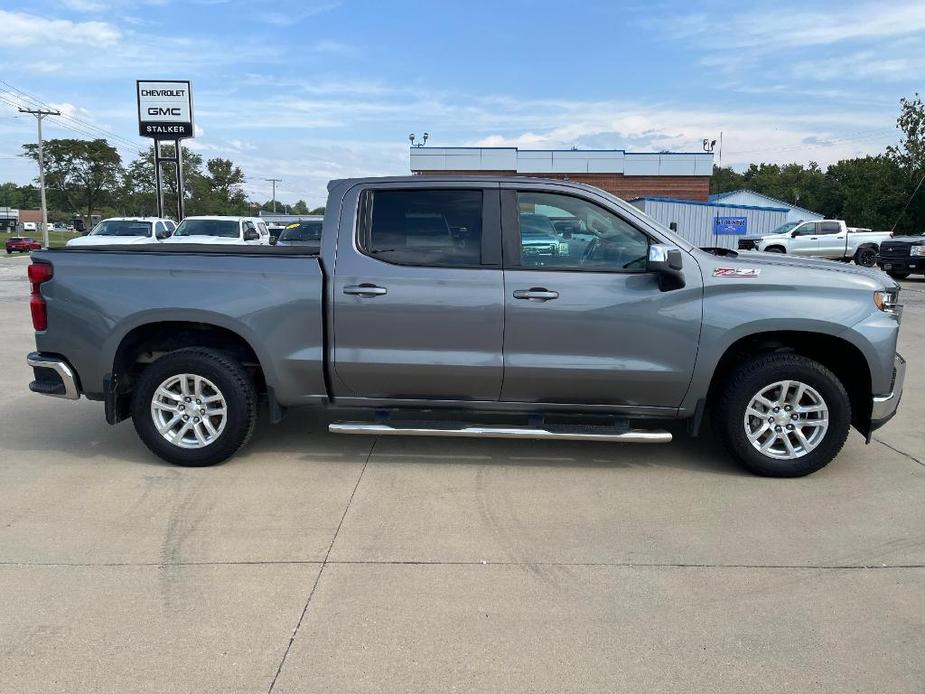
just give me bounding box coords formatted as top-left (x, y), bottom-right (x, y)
top-left (360, 189), bottom-right (483, 267)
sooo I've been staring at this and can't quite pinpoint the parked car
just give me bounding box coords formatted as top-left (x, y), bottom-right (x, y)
top-left (519, 213), bottom-right (567, 257)
top-left (21, 222), bottom-right (37, 233)
top-left (877, 234), bottom-right (925, 279)
top-left (737, 220), bottom-right (891, 266)
top-left (275, 219), bottom-right (323, 247)
top-left (66, 217), bottom-right (176, 247)
top-left (6, 236), bottom-right (41, 254)
top-left (25, 176), bottom-right (905, 478)
top-left (164, 216), bottom-right (271, 246)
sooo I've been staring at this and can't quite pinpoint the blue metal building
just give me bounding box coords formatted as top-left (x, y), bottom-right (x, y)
top-left (629, 197), bottom-right (789, 249)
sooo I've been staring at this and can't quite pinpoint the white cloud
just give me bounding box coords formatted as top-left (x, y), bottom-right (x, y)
top-left (0, 10), bottom-right (120, 47)
top-left (663, 1), bottom-right (925, 51)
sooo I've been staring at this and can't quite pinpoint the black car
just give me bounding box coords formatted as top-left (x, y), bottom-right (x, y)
top-left (275, 220), bottom-right (323, 248)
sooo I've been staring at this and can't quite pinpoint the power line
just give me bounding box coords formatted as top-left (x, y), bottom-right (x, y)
top-left (725, 127), bottom-right (895, 157)
top-left (0, 92), bottom-right (144, 154)
top-left (0, 80), bottom-right (144, 153)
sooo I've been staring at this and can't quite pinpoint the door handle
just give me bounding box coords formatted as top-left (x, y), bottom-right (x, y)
top-left (810, 237), bottom-right (818, 240)
top-left (344, 284), bottom-right (387, 297)
top-left (513, 288), bottom-right (559, 301)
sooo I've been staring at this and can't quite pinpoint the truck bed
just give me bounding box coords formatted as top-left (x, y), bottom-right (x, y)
top-left (32, 247), bottom-right (327, 406)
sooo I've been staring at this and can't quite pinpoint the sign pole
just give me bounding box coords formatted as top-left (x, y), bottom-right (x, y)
top-left (153, 141), bottom-right (165, 219)
top-left (175, 139), bottom-right (184, 221)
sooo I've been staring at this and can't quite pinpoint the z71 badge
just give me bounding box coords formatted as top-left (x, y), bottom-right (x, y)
top-left (713, 267), bottom-right (761, 278)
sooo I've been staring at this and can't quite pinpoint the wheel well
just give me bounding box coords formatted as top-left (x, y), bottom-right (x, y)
top-left (707, 331), bottom-right (872, 429)
top-left (764, 245), bottom-right (786, 253)
top-left (113, 321), bottom-right (266, 394)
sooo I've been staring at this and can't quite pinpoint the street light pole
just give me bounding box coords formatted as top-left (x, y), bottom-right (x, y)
top-left (265, 178), bottom-right (281, 213)
top-left (19, 107), bottom-right (60, 248)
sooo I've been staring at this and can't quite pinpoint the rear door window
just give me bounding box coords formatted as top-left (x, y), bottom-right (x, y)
top-left (361, 189), bottom-right (483, 267)
top-left (818, 222), bottom-right (841, 234)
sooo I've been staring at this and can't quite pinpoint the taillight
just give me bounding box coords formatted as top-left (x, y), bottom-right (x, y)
top-left (28, 261), bottom-right (53, 331)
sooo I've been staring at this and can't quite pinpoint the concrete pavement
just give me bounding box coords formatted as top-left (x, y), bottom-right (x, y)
top-left (0, 256), bottom-right (922, 692)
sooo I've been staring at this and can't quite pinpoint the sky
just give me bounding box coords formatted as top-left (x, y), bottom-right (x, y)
top-left (0, 0), bottom-right (922, 207)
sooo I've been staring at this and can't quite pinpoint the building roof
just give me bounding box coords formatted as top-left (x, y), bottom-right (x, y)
top-left (630, 196), bottom-right (789, 213)
top-left (708, 189), bottom-right (821, 216)
top-left (410, 146), bottom-right (713, 176)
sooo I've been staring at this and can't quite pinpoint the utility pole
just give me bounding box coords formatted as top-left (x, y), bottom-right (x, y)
top-left (265, 178), bottom-right (281, 213)
top-left (19, 107), bottom-right (60, 248)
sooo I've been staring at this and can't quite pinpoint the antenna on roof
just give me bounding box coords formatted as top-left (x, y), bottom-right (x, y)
top-left (409, 132), bottom-right (429, 147)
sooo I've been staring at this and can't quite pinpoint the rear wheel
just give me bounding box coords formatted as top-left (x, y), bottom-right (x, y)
top-left (712, 353), bottom-right (851, 477)
top-left (853, 246), bottom-right (877, 267)
top-left (131, 348), bottom-right (257, 466)
top-left (886, 271), bottom-right (910, 279)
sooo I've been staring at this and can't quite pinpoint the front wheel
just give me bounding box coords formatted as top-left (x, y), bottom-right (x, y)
top-left (764, 246), bottom-right (785, 254)
top-left (712, 353), bottom-right (851, 477)
top-left (131, 348), bottom-right (257, 466)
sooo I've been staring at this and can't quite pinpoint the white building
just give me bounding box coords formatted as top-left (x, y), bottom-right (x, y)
top-left (708, 189), bottom-right (823, 224)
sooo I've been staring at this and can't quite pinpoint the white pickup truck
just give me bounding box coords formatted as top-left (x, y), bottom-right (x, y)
top-left (737, 220), bottom-right (890, 266)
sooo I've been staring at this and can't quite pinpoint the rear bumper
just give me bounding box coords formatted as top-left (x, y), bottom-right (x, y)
top-left (869, 353), bottom-right (905, 432)
top-left (27, 352), bottom-right (80, 400)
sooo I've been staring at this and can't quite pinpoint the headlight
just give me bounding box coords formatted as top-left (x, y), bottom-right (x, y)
top-left (911, 245), bottom-right (925, 257)
top-left (874, 289), bottom-right (900, 312)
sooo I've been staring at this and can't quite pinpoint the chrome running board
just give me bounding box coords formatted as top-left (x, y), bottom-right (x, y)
top-left (328, 423), bottom-right (672, 443)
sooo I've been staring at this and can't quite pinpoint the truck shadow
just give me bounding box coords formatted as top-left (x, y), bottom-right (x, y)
top-left (4, 396), bottom-right (745, 476)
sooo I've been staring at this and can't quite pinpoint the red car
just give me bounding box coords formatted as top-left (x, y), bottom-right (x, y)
top-left (5, 237), bottom-right (41, 254)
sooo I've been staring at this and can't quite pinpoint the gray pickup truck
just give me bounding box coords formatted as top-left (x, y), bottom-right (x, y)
top-left (25, 176), bottom-right (906, 477)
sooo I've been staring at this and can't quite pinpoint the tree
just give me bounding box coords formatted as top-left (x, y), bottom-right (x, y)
top-left (309, 206), bottom-right (325, 215)
top-left (196, 158), bottom-right (248, 214)
top-left (710, 165), bottom-right (744, 195)
top-left (291, 199), bottom-right (310, 214)
top-left (121, 145), bottom-right (204, 217)
top-left (886, 92), bottom-right (925, 233)
top-left (22, 138), bottom-right (122, 220)
top-left (0, 182), bottom-right (41, 209)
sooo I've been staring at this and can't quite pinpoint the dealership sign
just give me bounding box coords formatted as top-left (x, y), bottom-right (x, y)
top-left (136, 80), bottom-right (193, 139)
top-left (713, 216), bottom-right (747, 235)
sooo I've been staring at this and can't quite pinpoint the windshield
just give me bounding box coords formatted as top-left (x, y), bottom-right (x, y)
top-left (279, 221), bottom-right (322, 241)
top-left (768, 221), bottom-right (800, 235)
top-left (90, 220), bottom-right (152, 237)
top-left (173, 219), bottom-right (240, 238)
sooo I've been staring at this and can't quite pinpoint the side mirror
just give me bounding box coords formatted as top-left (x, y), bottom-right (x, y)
top-left (243, 229), bottom-right (260, 241)
top-left (647, 244), bottom-right (685, 291)
top-left (791, 230), bottom-right (799, 237)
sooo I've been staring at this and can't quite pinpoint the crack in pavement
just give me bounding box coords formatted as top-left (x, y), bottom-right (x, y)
top-left (875, 437), bottom-right (925, 468)
top-left (266, 438), bottom-right (376, 694)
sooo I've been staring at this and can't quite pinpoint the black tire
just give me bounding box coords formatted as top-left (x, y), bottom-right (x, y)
top-left (765, 246), bottom-right (785, 253)
top-left (711, 353), bottom-right (851, 477)
top-left (131, 348), bottom-right (257, 467)
top-left (886, 271), bottom-right (910, 280)
top-left (853, 246), bottom-right (877, 267)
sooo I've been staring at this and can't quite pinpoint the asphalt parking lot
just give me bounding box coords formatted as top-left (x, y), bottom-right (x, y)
top-left (0, 255), bottom-right (923, 693)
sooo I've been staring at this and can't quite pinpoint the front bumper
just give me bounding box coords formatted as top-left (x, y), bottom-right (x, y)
top-left (879, 257), bottom-right (925, 274)
top-left (27, 352), bottom-right (80, 400)
top-left (870, 353), bottom-right (906, 431)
